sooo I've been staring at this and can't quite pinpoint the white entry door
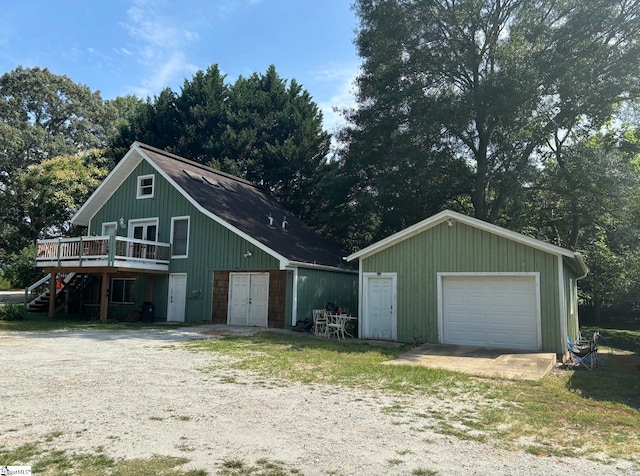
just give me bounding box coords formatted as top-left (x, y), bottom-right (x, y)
top-left (168, 273), bottom-right (187, 322)
top-left (363, 274), bottom-right (396, 340)
top-left (228, 273), bottom-right (269, 327)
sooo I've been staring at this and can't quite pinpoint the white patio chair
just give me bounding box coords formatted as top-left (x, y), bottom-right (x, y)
top-left (326, 313), bottom-right (346, 340)
top-left (313, 309), bottom-right (328, 337)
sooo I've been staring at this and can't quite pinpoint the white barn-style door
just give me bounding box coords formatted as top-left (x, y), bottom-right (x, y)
top-left (228, 273), bottom-right (269, 327)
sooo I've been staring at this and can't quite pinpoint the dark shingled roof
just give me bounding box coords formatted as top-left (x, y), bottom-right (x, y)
top-left (136, 142), bottom-right (348, 268)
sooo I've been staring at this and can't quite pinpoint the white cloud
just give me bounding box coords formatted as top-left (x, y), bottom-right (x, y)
top-left (120, 0), bottom-right (200, 96)
top-left (314, 63), bottom-right (360, 133)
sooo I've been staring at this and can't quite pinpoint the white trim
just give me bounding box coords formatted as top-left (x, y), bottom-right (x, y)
top-left (291, 267), bottom-right (299, 325)
top-left (287, 260), bottom-right (357, 274)
top-left (73, 144), bottom-right (291, 268)
top-left (128, 217), bottom-right (159, 241)
top-left (135, 146), bottom-right (290, 268)
top-left (136, 173), bottom-right (155, 199)
top-left (558, 255), bottom-right (568, 353)
top-left (72, 146), bottom-right (144, 226)
top-left (346, 210), bottom-right (587, 276)
top-left (170, 216), bottom-right (190, 259)
top-left (437, 272), bottom-right (542, 350)
top-left (357, 261), bottom-right (363, 339)
top-left (362, 272), bottom-right (397, 341)
top-left (101, 221), bottom-right (117, 236)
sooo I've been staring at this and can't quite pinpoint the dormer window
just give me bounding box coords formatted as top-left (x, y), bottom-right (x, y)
top-left (137, 174), bottom-right (154, 199)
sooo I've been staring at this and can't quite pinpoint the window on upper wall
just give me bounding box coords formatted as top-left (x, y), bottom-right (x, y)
top-left (102, 222), bottom-right (117, 236)
top-left (137, 174), bottom-right (155, 199)
top-left (171, 216), bottom-right (190, 258)
top-left (110, 278), bottom-right (136, 304)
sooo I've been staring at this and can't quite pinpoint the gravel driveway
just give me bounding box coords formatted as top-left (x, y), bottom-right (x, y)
top-left (0, 327), bottom-right (635, 475)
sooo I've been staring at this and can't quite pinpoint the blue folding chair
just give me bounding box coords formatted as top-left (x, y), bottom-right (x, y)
top-left (567, 331), bottom-right (600, 370)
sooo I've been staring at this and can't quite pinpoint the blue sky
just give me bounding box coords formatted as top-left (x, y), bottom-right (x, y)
top-left (0, 0), bottom-right (361, 132)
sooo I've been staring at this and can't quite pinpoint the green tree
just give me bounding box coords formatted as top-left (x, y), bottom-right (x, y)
top-left (109, 64), bottom-right (331, 222)
top-left (2, 244), bottom-right (43, 289)
top-left (0, 66), bottom-right (117, 257)
top-left (19, 150), bottom-right (111, 241)
top-left (216, 65), bottom-right (331, 221)
top-left (344, 0), bottom-right (640, 231)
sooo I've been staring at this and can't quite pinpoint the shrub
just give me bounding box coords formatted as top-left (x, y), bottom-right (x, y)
top-left (2, 244), bottom-right (42, 289)
top-left (0, 302), bottom-right (27, 321)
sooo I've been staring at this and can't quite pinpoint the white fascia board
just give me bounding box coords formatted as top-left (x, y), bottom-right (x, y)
top-left (347, 209), bottom-right (581, 263)
top-left (71, 145), bottom-right (144, 226)
top-left (136, 147), bottom-right (290, 268)
top-left (287, 261), bottom-right (358, 274)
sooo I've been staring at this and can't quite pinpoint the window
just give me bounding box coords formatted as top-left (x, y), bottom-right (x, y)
top-left (137, 174), bottom-right (154, 199)
top-left (102, 222), bottom-right (117, 236)
top-left (171, 216), bottom-right (190, 258)
top-left (110, 278), bottom-right (136, 304)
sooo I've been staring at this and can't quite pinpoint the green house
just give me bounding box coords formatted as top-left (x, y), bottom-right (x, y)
top-left (35, 142), bottom-right (357, 326)
top-left (346, 210), bottom-right (588, 355)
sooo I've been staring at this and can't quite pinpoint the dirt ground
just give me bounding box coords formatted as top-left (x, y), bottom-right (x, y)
top-left (0, 327), bottom-right (636, 475)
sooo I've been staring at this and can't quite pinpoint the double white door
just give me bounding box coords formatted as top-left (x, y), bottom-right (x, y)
top-left (228, 273), bottom-right (269, 327)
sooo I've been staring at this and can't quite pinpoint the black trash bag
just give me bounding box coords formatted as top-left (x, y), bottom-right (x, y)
top-left (325, 302), bottom-right (337, 313)
top-left (293, 317), bottom-right (313, 332)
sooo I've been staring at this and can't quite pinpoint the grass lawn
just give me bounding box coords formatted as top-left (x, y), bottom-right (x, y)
top-left (0, 311), bottom-right (192, 332)
top-left (188, 328), bottom-right (640, 464)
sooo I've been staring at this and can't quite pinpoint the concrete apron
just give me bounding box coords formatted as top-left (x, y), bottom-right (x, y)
top-left (383, 343), bottom-right (556, 381)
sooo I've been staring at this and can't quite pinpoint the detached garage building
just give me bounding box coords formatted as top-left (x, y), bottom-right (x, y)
top-left (346, 210), bottom-right (588, 355)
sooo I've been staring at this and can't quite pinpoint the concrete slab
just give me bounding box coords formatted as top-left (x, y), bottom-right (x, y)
top-left (383, 343), bottom-right (556, 381)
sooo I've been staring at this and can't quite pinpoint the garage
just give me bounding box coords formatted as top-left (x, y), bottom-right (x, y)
top-left (440, 275), bottom-right (540, 351)
top-left (347, 210), bottom-right (588, 354)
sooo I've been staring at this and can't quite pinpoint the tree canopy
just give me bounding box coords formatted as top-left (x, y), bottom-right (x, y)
top-left (341, 0), bottom-right (640, 245)
top-left (0, 66), bottom-right (117, 257)
top-left (109, 64), bottom-right (331, 222)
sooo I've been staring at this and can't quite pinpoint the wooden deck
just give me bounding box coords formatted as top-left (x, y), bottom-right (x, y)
top-left (36, 236), bottom-right (170, 272)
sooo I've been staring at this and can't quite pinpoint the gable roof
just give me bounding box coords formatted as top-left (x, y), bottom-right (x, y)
top-left (346, 209), bottom-right (588, 276)
top-left (72, 142), bottom-right (349, 270)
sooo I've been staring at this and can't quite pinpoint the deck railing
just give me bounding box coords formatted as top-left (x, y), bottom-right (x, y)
top-left (36, 236), bottom-right (171, 271)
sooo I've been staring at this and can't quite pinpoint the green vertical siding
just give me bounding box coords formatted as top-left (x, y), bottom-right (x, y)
top-left (564, 260), bottom-right (581, 344)
top-left (89, 160), bottom-right (280, 322)
top-left (362, 221), bottom-right (564, 352)
top-left (295, 268), bottom-right (358, 323)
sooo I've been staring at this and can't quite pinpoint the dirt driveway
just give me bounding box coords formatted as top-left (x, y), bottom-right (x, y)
top-left (0, 327), bottom-right (634, 475)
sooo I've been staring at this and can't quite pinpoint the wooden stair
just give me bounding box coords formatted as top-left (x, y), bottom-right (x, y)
top-left (26, 273), bottom-right (86, 313)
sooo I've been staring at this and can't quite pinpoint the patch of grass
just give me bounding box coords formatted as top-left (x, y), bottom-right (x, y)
top-left (411, 469), bottom-right (438, 476)
top-left (387, 458), bottom-right (403, 465)
top-left (187, 333), bottom-right (465, 393)
top-left (187, 330), bottom-right (640, 463)
top-left (0, 439), bottom-right (203, 475)
top-left (219, 457), bottom-right (300, 475)
top-left (0, 442), bottom-right (41, 464)
top-left (43, 430), bottom-right (64, 442)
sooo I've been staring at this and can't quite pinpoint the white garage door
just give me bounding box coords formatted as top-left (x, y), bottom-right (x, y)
top-left (441, 276), bottom-right (539, 351)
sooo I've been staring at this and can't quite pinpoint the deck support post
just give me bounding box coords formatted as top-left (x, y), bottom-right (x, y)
top-left (99, 272), bottom-right (109, 323)
top-left (48, 272), bottom-right (57, 318)
top-left (146, 275), bottom-right (154, 302)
